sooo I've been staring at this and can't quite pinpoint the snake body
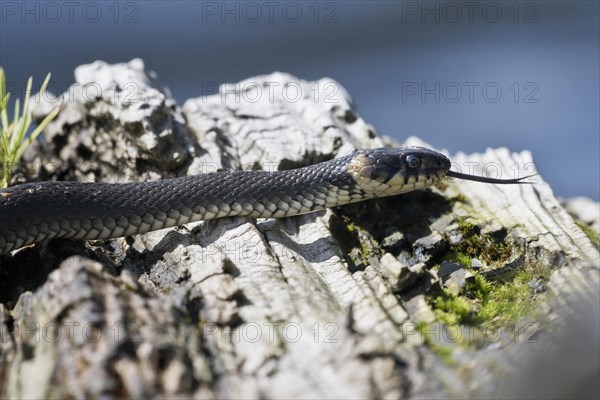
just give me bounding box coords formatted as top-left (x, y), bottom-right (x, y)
top-left (0, 146), bottom-right (527, 256)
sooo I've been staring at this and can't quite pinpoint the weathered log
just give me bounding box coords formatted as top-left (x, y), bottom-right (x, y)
top-left (1, 59), bottom-right (597, 399)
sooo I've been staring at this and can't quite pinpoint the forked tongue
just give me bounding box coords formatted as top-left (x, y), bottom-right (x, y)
top-left (446, 170), bottom-right (535, 184)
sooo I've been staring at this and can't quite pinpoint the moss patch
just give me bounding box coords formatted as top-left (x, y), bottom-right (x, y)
top-left (441, 263), bottom-right (546, 329)
top-left (447, 193), bottom-right (469, 206)
top-left (433, 294), bottom-right (475, 326)
top-left (575, 221), bottom-right (600, 250)
top-left (330, 216), bottom-right (382, 272)
top-left (424, 214), bottom-right (553, 355)
top-left (450, 217), bottom-right (513, 266)
top-left (416, 321), bottom-right (455, 365)
top-left (345, 221), bottom-right (382, 267)
top-left (332, 194), bottom-right (554, 357)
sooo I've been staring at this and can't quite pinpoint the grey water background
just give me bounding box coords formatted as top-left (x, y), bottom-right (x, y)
top-left (1, 1), bottom-right (598, 200)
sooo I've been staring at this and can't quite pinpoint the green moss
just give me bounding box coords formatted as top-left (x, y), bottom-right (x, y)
top-left (347, 223), bottom-right (381, 263)
top-left (455, 217), bottom-right (476, 231)
top-left (332, 219), bottom-right (359, 253)
top-left (433, 294), bottom-right (475, 326)
top-left (447, 193), bottom-right (469, 206)
top-left (476, 283), bottom-right (534, 329)
top-left (451, 217), bottom-right (512, 266)
top-left (467, 274), bottom-right (491, 300)
top-left (427, 260), bottom-right (551, 337)
top-left (576, 221), bottom-right (600, 250)
top-left (472, 263), bottom-right (549, 330)
top-left (416, 322), bottom-right (455, 364)
top-left (437, 216), bottom-right (528, 331)
top-left (334, 217), bottom-right (382, 268)
top-left (355, 228), bottom-right (382, 265)
top-left (450, 251), bottom-right (472, 268)
top-left (422, 213), bottom-right (554, 345)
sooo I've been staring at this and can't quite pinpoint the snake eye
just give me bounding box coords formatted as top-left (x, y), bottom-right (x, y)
top-left (406, 155), bottom-right (421, 169)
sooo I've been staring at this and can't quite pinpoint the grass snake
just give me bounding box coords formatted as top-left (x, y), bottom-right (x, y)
top-left (0, 146), bottom-right (530, 255)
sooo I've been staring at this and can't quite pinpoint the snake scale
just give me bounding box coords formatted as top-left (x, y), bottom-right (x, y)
top-left (0, 146), bottom-right (530, 255)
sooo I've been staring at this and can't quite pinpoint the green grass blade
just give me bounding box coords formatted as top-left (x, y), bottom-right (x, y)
top-left (15, 77), bottom-right (33, 146)
top-left (22, 76), bottom-right (32, 118)
top-left (39, 73), bottom-right (51, 95)
top-left (9, 99), bottom-right (22, 153)
top-left (0, 68), bottom-right (5, 107)
top-left (0, 72), bottom-right (60, 188)
top-left (15, 101), bottom-right (61, 160)
top-left (0, 106), bottom-right (8, 131)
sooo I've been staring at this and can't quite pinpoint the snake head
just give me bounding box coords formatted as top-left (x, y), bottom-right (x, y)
top-left (348, 147), bottom-right (451, 196)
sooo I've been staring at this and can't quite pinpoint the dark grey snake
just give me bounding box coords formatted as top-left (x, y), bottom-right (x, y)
top-left (0, 146), bottom-right (530, 255)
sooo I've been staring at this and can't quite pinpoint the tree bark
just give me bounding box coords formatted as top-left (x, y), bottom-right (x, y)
top-left (1, 59), bottom-right (597, 399)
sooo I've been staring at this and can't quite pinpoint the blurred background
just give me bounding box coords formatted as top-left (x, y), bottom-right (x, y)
top-left (1, 1), bottom-right (598, 199)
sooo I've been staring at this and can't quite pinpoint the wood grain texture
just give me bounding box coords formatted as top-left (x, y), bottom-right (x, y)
top-left (1, 59), bottom-right (597, 399)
